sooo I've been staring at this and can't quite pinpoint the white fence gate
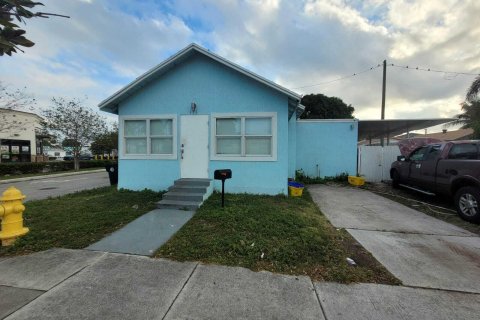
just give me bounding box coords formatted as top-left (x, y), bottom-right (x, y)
top-left (358, 145), bottom-right (401, 182)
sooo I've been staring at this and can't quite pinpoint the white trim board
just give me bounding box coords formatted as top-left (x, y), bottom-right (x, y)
top-left (297, 119), bottom-right (358, 123)
top-left (210, 112), bottom-right (278, 162)
top-left (119, 114), bottom-right (178, 160)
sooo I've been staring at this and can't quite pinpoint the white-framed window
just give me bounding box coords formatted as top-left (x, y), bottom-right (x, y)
top-left (211, 112), bottom-right (277, 161)
top-left (120, 115), bottom-right (177, 160)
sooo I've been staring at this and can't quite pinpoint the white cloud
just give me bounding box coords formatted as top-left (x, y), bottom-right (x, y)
top-left (0, 0), bottom-right (194, 107)
top-left (1, 0), bottom-right (479, 131)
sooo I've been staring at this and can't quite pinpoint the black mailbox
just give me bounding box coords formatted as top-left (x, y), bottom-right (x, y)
top-left (214, 169), bottom-right (232, 180)
top-left (214, 169), bottom-right (232, 207)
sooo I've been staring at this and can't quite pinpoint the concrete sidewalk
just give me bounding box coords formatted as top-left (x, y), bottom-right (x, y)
top-left (308, 185), bottom-right (480, 293)
top-left (0, 249), bottom-right (478, 319)
top-left (0, 171), bottom-right (110, 201)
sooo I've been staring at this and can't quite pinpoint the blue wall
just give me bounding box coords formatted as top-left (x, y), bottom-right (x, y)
top-left (288, 115), bottom-right (296, 179)
top-left (118, 53), bottom-right (290, 194)
top-left (119, 160), bottom-right (179, 191)
top-left (296, 120), bottom-right (358, 178)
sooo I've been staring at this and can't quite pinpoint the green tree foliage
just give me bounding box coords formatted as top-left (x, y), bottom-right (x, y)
top-left (61, 138), bottom-right (80, 149)
top-left (90, 124), bottom-right (118, 155)
top-left (0, 0), bottom-right (68, 56)
top-left (451, 76), bottom-right (480, 139)
top-left (43, 97), bottom-right (107, 170)
top-left (452, 101), bottom-right (480, 139)
top-left (466, 75), bottom-right (480, 103)
top-left (300, 93), bottom-right (354, 119)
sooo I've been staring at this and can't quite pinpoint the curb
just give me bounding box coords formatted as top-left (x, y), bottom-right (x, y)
top-left (0, 169), bottom-right (106, 184)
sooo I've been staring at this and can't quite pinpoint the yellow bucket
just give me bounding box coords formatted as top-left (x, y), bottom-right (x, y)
top-left (348, 176), bottom-right (365, 186)
top-left (288, 182), bottom-right (304, 197)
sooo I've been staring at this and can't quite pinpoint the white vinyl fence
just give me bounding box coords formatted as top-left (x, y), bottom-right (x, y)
top-left (358, 145), bottom-right (401, 182)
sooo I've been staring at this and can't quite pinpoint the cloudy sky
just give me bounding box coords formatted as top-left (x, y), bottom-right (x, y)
top-left (2, 0), bottom-right (479, 131)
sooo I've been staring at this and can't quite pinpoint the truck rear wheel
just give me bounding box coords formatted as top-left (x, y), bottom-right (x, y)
top-left (454, 186), bottom-right (480, 223)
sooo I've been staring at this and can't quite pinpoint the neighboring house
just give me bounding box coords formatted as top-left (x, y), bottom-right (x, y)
top-left (99, 44), bottom-right (357, 195)
top-left (395, 128), bottom-right (474, 141)
top-left (423, 128), bottom-right (474, 141)
top-left (0, 108), bottom-right (43, 163)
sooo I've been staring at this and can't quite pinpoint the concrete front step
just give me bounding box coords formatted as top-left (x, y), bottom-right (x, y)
top-left (168, 185), bottom-right (208, 193)
top-left (163, 191), bottom-right (204, 202)
top-left (159, 178), bottom-right (212, 210)
top-left (157, 199), bottom-right (202, 210)
top-left (174, 178), bottom-right (211, 187)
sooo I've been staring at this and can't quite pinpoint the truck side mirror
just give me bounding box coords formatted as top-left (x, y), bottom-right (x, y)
top-left (397, 155), bottom-right (406, 161)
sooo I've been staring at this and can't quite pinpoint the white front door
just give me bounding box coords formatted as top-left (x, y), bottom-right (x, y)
top-left (180, 115), bottom-right (209, 178)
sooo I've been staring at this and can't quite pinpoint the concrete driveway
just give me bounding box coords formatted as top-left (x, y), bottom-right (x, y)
top-left (308, 185), bottom-right (480, 294)
top-left (1, 249), bottom-right (479, 320)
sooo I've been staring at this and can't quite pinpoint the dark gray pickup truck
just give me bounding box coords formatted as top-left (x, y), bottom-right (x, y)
top-left (390, 140), bottom-right (480, 222)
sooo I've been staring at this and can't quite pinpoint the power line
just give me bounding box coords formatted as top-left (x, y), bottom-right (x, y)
top-left (292, 62), bottom-right (479, 90)
top-left (292, 64), bottom-right (382, 89)
top-left (388, 64), bottom-right (479, 76)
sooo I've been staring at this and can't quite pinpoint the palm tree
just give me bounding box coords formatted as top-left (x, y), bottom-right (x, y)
top-left (466, 75), bottom-right (480, 102)
top-left (451, 75), bottom-right (480, 139)
top-left (451, 101), bottom-right (480, 139)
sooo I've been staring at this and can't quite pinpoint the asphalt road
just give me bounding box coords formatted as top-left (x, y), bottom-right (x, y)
top-left (0, 171), bottom-right (111, 201)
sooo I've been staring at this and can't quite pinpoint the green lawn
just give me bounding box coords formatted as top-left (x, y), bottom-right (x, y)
top-left (0, 186), bottom-right (163, 257)
top-left (156, 191), bottom-right (400, 284)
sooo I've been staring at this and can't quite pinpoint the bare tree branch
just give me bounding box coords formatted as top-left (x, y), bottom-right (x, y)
top-left (42, 97), bottom-right (107, 170)
top-left (0, 81), bottom-right (37, 133)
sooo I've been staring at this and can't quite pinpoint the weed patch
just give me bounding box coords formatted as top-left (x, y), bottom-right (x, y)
top-left (156, 191), bottom-right (399, 284)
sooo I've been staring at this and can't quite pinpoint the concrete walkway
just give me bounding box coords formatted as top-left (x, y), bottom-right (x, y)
top-left (86, 209), bottom-right (194, 256)
top-left (308, 185), bottom-right (480, 294)
top-left (0, 249), bottom-right (478, 319)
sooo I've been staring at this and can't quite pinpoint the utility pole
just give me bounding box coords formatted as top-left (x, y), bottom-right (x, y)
top-left (380, 59), bottom-right (386, 146)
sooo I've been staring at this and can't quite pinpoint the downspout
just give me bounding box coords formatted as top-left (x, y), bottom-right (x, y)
top-left (295, 102), bottom-right (305, 119)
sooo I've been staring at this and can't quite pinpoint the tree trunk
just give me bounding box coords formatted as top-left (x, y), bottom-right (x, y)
top-left (74, 157), bottom-right (80, 171)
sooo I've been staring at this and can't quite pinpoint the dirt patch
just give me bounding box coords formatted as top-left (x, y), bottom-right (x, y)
top-left (444, 241), bottom-right (480, 266)
top-left (340, 233), bottom-right (402, 284)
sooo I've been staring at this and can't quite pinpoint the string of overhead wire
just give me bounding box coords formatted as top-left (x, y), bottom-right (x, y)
top-left (292, 64), bottom-right (382, 89)
top-left (388, 63), bottom-right (479, 76)
top-left (292, 62), bottom-right (479, 90)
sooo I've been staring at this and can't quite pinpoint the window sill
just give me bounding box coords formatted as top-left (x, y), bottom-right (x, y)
top-left (120, 154), bottom-right (177, 160)
top-left (210, 155), bottom-right (277, 162)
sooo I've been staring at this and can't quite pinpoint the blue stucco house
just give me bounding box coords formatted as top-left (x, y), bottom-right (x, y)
top-left (99, 44), bottom-right (357, 204)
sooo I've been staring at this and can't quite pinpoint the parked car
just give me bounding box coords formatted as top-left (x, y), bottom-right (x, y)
top-left (390, 140), bottom-right (480, 222)
top-left (63, 154), bottom-right (93, 161)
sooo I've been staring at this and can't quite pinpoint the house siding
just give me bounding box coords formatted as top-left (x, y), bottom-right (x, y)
top-left (288, 114), bottom-right (296, 179)
top-left (118, 53), bottom-right (290, 194)
top-left (296, 120), bottom-right (358, 178)
top-left (118, 160), bottom-right (179, 191)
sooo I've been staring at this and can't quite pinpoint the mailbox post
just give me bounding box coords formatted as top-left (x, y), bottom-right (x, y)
top-left (214, 169), bottom-right (232, 207)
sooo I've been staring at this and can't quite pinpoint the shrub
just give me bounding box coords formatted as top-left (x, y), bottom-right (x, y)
top-left (295, 169), bottom-right (349, 184)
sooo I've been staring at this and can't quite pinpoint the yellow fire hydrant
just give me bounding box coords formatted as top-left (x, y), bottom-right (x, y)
top-left (0, 187), bottom-right (29, 246)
